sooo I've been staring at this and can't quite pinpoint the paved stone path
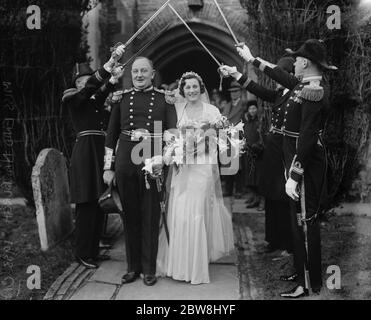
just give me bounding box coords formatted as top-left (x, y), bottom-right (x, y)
top-left (43, 196), bottom-right (371, 300)
top-left (44, 197), bottom-right (255, 300)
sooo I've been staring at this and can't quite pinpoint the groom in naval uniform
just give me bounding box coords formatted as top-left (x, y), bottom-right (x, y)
top-left (236, 39), bottom-right (336, 298)
top-left (103, 57), bottom-right (177, 286)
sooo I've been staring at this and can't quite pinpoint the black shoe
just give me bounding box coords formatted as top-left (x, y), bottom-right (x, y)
top-left (257, 244), bottom-right (277, 254)
top-left (246, 201), bottom-right (259, 208)
top-left (99, 241), bottom-right (112, 249)
top-left (121, 271), bottom-right (141, 284)
top-left (143, 274), bottom-right (157, 286)
top-left (280, 272), bottom-right (298, 282)
top-left (76, 256), bottom-right (98, 269)
top-left (280, 285), bottom-right (308, 298)
top-left (94, 254), bottom-right (110, 262)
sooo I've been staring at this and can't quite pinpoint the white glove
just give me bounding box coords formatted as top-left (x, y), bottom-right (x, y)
top-left (104, 44), bottom-right (125, 72)
top-left (109, 65), bottom-right (125, 84)
top-left (218, 65), bottom-right (241, 80)
top-left (236, 44), bottom-right (254, 63)
top-left (285, 178), bottom-right (299, 201)
top-left (103, 170), bottom-right (115, 186)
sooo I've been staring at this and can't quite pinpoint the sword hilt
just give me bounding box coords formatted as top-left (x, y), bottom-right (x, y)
top-left (235, 42), bottom-right (245, 49)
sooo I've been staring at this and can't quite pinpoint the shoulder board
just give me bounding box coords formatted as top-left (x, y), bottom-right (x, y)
top-left (62, 88), bottom-right (78, 103)
top-left (154, 87), bottom-right (165, 94)
top-left (123, 88), bottom-right (134, 94)
top-left (299, 82), bottom-right (324, 102)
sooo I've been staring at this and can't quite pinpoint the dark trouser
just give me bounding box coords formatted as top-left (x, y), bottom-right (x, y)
top-left (289, 200), bottom-right (322, 291)
top-left (265, 199), bottom-right (292, 252)
top-left (115, 139), bottom-right (161, 275)
top-left (283, 137), bottom-right (325, 291)
top-left (225, 170), bottom-right (244, 195)
top-left (74, 201), bottom-right (104, 259)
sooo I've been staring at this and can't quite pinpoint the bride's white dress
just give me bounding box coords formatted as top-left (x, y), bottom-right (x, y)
top-left (156, 102), bottom-right (235, 284)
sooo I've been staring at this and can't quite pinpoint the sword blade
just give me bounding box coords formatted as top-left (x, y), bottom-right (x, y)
top-left (124, 0), bottom-right (172, 48)
top-left (212, 0), bottom-right (239, 44)
top-left (168, 4), bottom-right (221, 67)
top-left (121, 24), bottom-right (170, 68)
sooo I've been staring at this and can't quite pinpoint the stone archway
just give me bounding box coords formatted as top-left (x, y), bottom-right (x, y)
top-left (143, 22), bottom-right (244, 95)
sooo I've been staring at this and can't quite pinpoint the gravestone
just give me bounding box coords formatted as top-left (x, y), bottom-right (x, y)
top-left (31, 148), bottom-right (73, 251)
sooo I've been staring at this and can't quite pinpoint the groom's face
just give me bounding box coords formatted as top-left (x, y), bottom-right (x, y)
top-left (131, 58), bottom-right (155, 90)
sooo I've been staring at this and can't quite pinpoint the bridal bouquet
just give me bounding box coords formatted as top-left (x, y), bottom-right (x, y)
top-left (163, 115), bottom-right (246, 170)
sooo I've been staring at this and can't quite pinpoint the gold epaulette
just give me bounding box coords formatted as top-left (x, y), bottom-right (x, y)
top-left (154, 87), bottom-right (165, 94)
top-left (123, 88), bottom-right (133, 94)
top-left (300, 82), bottom-right (324, 102)
top-left (62, 88), bottom-right (78, 102)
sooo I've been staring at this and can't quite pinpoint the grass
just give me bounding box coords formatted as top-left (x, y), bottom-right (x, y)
top-left (234, 209), bottom-right (371, 300)
top-left (0, 205), bottom-right (74, 300)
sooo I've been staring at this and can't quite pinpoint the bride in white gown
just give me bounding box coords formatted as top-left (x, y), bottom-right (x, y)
top-left (157, 72), bottom-right (235, 284)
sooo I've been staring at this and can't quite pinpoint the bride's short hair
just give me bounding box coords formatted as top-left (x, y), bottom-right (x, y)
top-left (178, 71), bottom-right (206, 97)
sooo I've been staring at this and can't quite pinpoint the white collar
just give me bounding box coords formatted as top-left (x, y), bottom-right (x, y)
top-left (133, 85), bottom-right (154, 92)
top-left (302, 75), bottom-right (322, 83)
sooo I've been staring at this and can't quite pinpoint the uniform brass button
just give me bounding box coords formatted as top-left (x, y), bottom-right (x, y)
top-left (149, 109), bottom-right (152, 112)
top-left (151, 97), bottom-right (155, 100)
top-left (148, 116), bottom-right (151, 119)
top-left (146, 123), bottom-right (150, 126)
top-left (130, 102), bottom-right (133, 105)
top-left (130, 122), bottom-right (134, 126)
top-left (150, 103), bottom-right (154, 106)
top-left (95, 110), bottom-right (98, 113)
top-left (130, 115), bottom-right (133, 119)
top-left (130, 96), bottom-right (133, 99)
top-left (130, 109), bottom-right (133, 112)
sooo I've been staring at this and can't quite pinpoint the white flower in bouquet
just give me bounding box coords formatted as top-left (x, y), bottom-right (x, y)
top-left (142, 155), bottom-right (163, 176)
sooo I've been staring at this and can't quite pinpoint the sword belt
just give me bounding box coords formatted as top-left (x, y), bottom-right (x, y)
top-left (120, 129), bottom-right (163, 141)
top-left (76, 130), bottom-right (106, 139)
top-left (282, 128), bottom-right (323, 139)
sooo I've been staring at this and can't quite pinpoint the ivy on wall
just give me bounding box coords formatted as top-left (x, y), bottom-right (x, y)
top-left (239, 0), bottom-right (371, 205)
top-left (0, 0), bottom-right (100, 203)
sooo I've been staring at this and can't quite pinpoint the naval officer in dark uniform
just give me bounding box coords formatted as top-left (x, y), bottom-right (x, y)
top-left (62, 45), bottom-right (125, 268)
top-left (220, 56), bottom-right (295, 255)
top-left (236, 39), bottom-right (337, 297)
top-left (103, 56), bottom-right (177, 286)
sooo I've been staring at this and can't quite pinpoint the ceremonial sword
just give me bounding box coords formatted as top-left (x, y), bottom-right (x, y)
top-left (212, 0), bottom-right (240, 45)
top-left (116, 24), bottom-right (171, 70)
top-left (168, 4), bottom-right (226, 90)
top-left (168, 4), bottom-right (222, 67)
top-left (300, 179), bottom-right (312, 295)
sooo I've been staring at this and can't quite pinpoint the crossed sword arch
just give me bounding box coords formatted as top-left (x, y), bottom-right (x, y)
top-left (111, 0), bottom-right (312, 294)
top-left (111, 0), bottom-right (241, 72)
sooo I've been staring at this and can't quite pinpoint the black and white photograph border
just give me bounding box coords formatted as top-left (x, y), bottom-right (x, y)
top-left (0, 0), bottom-right (371, 305)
